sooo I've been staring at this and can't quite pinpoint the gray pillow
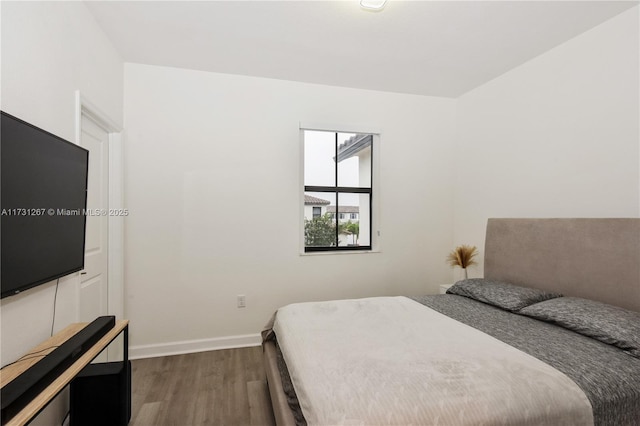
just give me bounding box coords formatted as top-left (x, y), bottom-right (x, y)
top-left (519, 297), bottom-right (640, 358)
top-left (446, 278), bottom-right (562, 312)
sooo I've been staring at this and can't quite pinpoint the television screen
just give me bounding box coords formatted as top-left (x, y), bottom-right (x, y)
top-left (1, 111), bottom-right (89, 298)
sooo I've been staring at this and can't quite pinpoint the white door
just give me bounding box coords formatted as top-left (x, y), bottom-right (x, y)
top-left (80, 114), bottom-right (109, 323)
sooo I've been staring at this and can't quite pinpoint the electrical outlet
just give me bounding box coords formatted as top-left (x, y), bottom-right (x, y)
top-left (237, 294), bottom-right (246, 308)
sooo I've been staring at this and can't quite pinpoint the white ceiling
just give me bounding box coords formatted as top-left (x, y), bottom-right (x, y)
top-left (85, 1), bottom-right (638, 98)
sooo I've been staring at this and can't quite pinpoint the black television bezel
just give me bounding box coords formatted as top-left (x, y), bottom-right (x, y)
top-left (1, 111), bottom-right (90, 299)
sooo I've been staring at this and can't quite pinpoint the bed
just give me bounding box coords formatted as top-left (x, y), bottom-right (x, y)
top-left (262, 218), bottom-right (640, 425)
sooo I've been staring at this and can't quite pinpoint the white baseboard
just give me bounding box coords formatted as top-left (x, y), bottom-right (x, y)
top-left (129, 333), bottom-right (262, 360)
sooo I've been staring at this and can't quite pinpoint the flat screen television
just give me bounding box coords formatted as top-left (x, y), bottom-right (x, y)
top-left (1, 111), bottom-right (89, 299)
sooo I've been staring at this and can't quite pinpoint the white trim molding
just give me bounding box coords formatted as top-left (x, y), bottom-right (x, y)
top-left (299, 121), bottom-right (381, 135)
top-left (129, 334), bottom-right (263, 360)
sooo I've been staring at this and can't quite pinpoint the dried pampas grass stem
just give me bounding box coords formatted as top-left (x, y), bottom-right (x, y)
top-left (447, 245), bottom-right (478, 269)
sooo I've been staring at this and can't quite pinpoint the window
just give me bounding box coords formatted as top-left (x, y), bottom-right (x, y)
top-left (303, 130), bottom-right (373, 252)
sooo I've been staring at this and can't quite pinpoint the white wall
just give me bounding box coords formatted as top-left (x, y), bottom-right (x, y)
top-left (0, 2), bottom-right (123, 423)
top-left (453, 7), bottom-right (640, 276)
top-left (123, 63), bottom-right (456, 356)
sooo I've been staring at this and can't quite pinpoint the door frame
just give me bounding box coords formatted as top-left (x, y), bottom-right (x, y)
top-left (74, 91), bottom-right (124, 321)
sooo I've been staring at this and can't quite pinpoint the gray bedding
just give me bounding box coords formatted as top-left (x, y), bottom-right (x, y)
top-left (413, 295), bottom-right (640, 426)
top-left (274, 295), bottom-right (640, 426)
top-left (275, 339), bottom-right (307, 426)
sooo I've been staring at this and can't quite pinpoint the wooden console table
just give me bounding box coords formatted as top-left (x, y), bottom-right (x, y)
top-left (0, 320), bottom-right (129, 426)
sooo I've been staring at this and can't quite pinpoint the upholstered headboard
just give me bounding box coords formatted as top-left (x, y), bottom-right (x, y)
top-left (484, 218), bottom-right (640, 312)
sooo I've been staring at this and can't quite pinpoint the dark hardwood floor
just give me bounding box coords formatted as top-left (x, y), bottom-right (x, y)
top-left (130, 346), bottom-right (276, 426)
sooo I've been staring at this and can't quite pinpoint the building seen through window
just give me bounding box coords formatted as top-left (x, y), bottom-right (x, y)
top-left (303, 130), bottom-right (372, 251)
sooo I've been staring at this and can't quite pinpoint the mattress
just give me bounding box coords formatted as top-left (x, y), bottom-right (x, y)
top-left (267, 294), bottom-right (640, 426)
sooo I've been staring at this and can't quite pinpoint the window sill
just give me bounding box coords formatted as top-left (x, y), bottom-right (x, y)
top-left (300, 249), bottom-right (381, 256)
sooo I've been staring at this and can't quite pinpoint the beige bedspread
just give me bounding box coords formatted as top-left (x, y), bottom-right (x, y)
top-left (272, 296), bottom-right (593, 426)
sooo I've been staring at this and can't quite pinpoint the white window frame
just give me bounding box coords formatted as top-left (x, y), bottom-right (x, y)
top-left (299, 122), bottom-right (381, 255)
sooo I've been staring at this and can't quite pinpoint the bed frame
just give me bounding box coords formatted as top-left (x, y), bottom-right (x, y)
top-left (264, 218), bottom-right (640, 425)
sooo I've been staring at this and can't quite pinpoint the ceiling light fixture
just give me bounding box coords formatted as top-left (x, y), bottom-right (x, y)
top-left (360, 0), bottom-right (387, 11)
